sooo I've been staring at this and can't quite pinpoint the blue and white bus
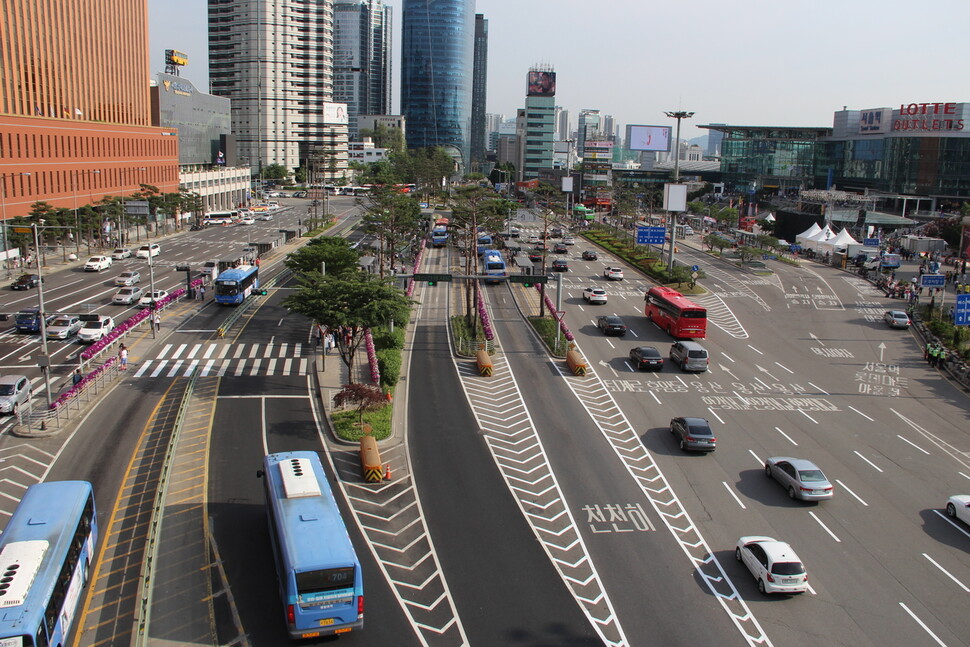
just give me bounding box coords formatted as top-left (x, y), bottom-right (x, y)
top-left (259, 452), bottom-right (364, 639)
top-left (0, 481), bottom-right (98, 647)
top-left (481, 249), bottom-right (507, 284)
top-left (213, 265), bottom-right (259, 305)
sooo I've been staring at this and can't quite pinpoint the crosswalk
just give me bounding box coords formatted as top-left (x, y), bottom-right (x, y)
top-left (132, 342), bottom-right (312, 378)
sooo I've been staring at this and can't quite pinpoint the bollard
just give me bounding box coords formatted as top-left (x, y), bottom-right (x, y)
top-left (476, 350), bottom-right (493, 377)
top-left (566, 350), bottom-right (588, 376)
top-left (359, 435), bottom-right (383, 483)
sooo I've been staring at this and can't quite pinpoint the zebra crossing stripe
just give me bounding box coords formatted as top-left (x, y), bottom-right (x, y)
top-left (151, 360), bottom-right (168, 377)
top-left (266, 358), bottom-right (277, 374)
top-left (159, 344), bottom-right (172, 357)
top-left (218, 361), bottom-right (229, 376)
top-left (203, 345), bottom-right (217, 359)
top-left (233, 345), bottom-right (245, 359)
top-left (171, 344), bottom-right (187, 359)
top-left (201, 359), bottom-right (216, 376)
top-left (283, 358), bottom-right (292, 373)
top-left (218, 345), bottom-right (231, 359)
top-left (250, 359), bottom-right (262, 376)
top-left (184, 359), bottom-right (199, 376)
top-left (248, 346), bottom-right (259, 358)
top-left (263, 344), bottom-right (274, 358)
top-left (234, 360), bottom-right (246, 376)
top-left (186, 345), bottom-right (202, 359)
top-left (167, 360), bottom-right (184, 377)
top-left (133, 362), bottom-right (151, 377)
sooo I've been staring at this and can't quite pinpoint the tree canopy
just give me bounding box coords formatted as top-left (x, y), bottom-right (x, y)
top-left (284, 236), bottom-right (361, 277)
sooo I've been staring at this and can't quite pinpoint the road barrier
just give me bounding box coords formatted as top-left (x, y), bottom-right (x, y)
top-left (359, 435), bottom-right (383, 483)
top-left (566, 350), bottom-right (588, 376)
top-left (476, 350), bottom-right (493, 376)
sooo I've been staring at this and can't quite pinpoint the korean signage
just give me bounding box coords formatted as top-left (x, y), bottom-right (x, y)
top-left (955, 293), bottom-right (970, 326)
top-left (859, 108), bottom-right (891, 135)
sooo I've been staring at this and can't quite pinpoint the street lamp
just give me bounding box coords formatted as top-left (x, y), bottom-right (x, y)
top-left (664, 110), bottom-right (694, 272)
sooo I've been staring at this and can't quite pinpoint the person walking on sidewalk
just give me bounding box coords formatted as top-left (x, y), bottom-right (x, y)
top-left (119, 344), bottom-right (129, 370)
top-left (153, 312), bottom-right (161, 332)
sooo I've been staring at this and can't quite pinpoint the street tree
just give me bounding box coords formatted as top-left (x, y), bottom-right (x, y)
top-left (450, 185), bottom-right (507, 333)
top-left (359, 189), bottom-right (422, 278)
top-left (333, 383), bottom-right (387, 425)
top-left (283, 272), bottom-right (412, 383)
top-left (285, 236), bottom-right (361, 277)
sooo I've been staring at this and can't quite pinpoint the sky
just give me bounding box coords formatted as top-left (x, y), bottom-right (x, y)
top-left (149, 0), bottom-right (970, 142)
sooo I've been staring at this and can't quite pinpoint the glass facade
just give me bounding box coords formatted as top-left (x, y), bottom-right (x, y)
top-left (401, 0), bottom-right (475, 170)
top-left (470, 14), bottom-right (488, 167)
top-left (522, 94), bottom-right (555, 180)
top-left (718, 127), bottom-right (826, 193)
top-left (153, 73), bottom-right (232, 166)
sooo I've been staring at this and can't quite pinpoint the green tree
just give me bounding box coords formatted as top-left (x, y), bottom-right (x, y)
top-left (359, 189), bottom-right (422, 278)
top-left (450, 186), bottom-right (507, 332)
top-left (755, 234), bottom-right (778, 250)
top-left (262, 163), bottom-right (289, 180)
top-left (283, 273), bottom-right (412, 383)
top-left (737, 246), bottom-right (758, 263)
top-left (285, 236), bottom-right (361, 277)
top-left (360, 124), bottom-right (405, 152)
top-left (703, 233), bottom-right (731, 253)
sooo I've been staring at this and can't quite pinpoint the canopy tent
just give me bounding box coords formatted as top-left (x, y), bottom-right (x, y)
top-left (795, 222), bottom-right (823, 247)
top-left (800, 224), bottom-right (836, 250)
top-left (763, 213), bottom-right (776, 222)
top-left (827, 228), bottom-right (859, 248)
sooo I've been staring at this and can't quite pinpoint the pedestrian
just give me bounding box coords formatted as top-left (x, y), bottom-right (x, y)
top-left (314, 324), bottom-right (323, 347)
top-left (72, 369), bottom-right (83, 386)
top-left (929, 344), bottom-right (939, 368)
top-left (197, 285), bottom-right (205, 300)
top-left (324, 332), bottom-right (334, 355)
top-left (119, 344), bottom-right (128, 370)
top-left (153, 312), bottom-right (161, 332)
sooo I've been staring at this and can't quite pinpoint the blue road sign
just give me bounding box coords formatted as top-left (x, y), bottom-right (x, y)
top-left (637, 226), bottom-right (666, 245)
top-left (920, 274), bottom-right (945, 288)
top-left (691, 265), bottom-right (699, 272)
top-left (863, 238), bottom-right (881, 247)
top-left (955, 294), bottom-right (970, 326)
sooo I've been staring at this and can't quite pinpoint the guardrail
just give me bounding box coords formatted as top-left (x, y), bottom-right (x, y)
top-left (15, 358), bottom-right (121, 437)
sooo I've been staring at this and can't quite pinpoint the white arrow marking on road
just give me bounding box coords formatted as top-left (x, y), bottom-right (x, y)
top-left (810, 333), bottom-right (825, 346)
top-left (755, 365), bottom-right (778, 381)
top-left (878, 342), bottom-right (886, 362)
top-left (718, 364), bottom-right (738, 380)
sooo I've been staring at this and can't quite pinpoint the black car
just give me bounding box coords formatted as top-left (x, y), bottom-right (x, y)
top-left (629, 346), bottom-right (664, 370)
top-left (11, 274), bottom-right (41, 290)
top-left (669, 417), bottom-right (717, 452)
top-left (597, 315), bottom-right (627, 336)
top-left (582, 250), bottom-right (598, 261)
top-left (553, 242), bottom-right (568, 254)
top-left (551, 259), bottom-right (569, 272)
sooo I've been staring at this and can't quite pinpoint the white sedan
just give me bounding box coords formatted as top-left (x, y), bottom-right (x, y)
top-left (604, 267), bottom-right (624, 281)
top-left (946, 495), bottom-right (970, 525)
top-left (735, 536), bottom-right (809, 595)
top-left (138, 290), bottom-right (169, 308)
top-left (239, 217), bottom-right (256, 225)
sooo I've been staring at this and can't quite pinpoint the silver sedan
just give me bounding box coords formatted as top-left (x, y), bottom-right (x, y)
top-left (764, 457), bottom-right (834, 501)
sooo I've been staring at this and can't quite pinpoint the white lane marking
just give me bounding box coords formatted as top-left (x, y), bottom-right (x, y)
top-left (897, 434), bottom-right (931, 455)
top-left (848, 406), bottom-right (874, 421)
top-left (934, 509), bottom-right (970, 540)
top-left (808, 382), bottom-right (828, 395)
top-left (748, 449), bottom-right (763, 467)
top-left (892, 409), bottom-right (970, 471)
top-left (834, 479), bottom-right (868, 506)
top-left (774, 362), bottom-right (793, 374)
top-left (798, 410), bottom-right (818, 424)
top-left (721, 353), bottom-right (734, 362)
top-left (753, 377), bottom-right (772, 390)
top-left (133, 362), bottom-right (151, 377)
top-left (722, 482), bottom-right (746, 509)
top-left (674, 375), bottom-right (688, 387)
top-left (649, 391), bottom-right (661, 405)
top-left (150, 360), bottom-right (168, 378)
top-left (898, 602), bottom-right (948, 647)
top-left (922, 553), bottom-right (970, 592)
top-left (960, 472), bottom-right (970, 481)
top-left (170, 344), bottom-right (187, 359)
top-left (809, 511), bottom-right (841, 542)
top-left (747, 344), bottom-right (763, 355)
top-left (707, 407), bottom-right (725, 424)
top-left (854, 451), bottom-right (884, 473)
top-left (774, 427), bottom-right (798, 446)
top-left (166, 360), bottom-right (183, 377)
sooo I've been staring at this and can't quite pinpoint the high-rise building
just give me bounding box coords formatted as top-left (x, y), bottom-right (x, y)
top-left (208, 0), bottom-right (345, 176)
top-left (401, 0), bottom-right (476, 171)
top-left (706, 124), bottom-right (726, 156)
top-left (602, 114), bottom-right (616, 141)
top-left (334, 0), bottom-right (393, 139)
top-left (520, 67), bottom-right (557, 180)
top-left (0, 0), bottom-right (179, 227)
top-left (470, 14), bottom-right (488, 169)
top-left (556, 107), bottom-right (570, 142)
top-left (577, 109), bottom-right (601, 155)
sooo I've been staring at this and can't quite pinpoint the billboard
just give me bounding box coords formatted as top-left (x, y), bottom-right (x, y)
top-left (165, 49), bottom-right (188, 66)
top-left (626, 124), bottom-right (672, 152)
top-left (527, 71), bottom-right (556, 97)
top-left (323, 102), bottom-right (349, 125)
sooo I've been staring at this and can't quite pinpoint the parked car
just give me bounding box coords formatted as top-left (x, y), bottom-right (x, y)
top-left (582, 287), bottom-right (607, 304)
top-left (84, 255), bottom-right (112, 272)
top-left (46, 315), bottom-right (82, 339)
top-left (669, 341), bottom-right (710, 372)
top-left (669, 416), bottom-right (716, 452)
top-left (582, 250), bottom-right (598, 261)
top-left (76, 315), bottom-right (115, 344)
top-left (112, 286), bottom-right (144, 305)
top-left (735, 537), bottom-right (809, 594)
top-left (604, 267), bottom-right (624, 280)
top-left (136, 243), bottom-right (161, 259)
top-left (111, 247), bottom-right (132, 260)
top-left (945, 495), bottom-right (970, 525)
top-left (597, 315), bottom-right (627, 336)
top-left (0, 375), bottom-right (32, 415)
top-left (139, 290), bottom-right (169, 308)
top-left (553, 242), bottom-right (568, 254)
top-left (629, 346), bottom-right (664, 371)
top-left (114, 271), bottom-right (141, 286)
top-left (883, 310), bottom-right (911, 329)
top-left (551, 259), bottom-right (569, 272)
top-left (10, 273), bottom-right (41, 290)
top-left (764, 457), bottom-right (834, 501)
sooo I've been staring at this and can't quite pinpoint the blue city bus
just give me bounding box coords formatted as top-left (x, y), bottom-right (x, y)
top-left (259, 452), bottom-right (364, 639)
top-left (481, 249), bottom-right (507, 284)
top-left (0, 481), bottom-right (98, 647)
top-left (213, 265), bottom-right (259, 305)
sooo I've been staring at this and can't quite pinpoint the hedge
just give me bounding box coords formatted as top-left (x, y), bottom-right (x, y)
top-left (376, 348), bottom-right (402, 387)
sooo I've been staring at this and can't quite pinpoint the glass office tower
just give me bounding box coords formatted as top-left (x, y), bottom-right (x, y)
top-left (401, 0), bottom-right (475, 172)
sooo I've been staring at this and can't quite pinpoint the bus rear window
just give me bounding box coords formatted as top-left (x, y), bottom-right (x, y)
top-left (296, 566), bottom-right (355, 593)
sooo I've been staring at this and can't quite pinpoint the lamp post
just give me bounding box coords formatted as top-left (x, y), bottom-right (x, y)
top-left (664, 110), bottom-right (694, 272)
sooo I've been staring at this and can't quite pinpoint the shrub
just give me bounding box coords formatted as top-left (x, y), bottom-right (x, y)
top-left (372, 326), bottom-right (405, 350)
top-left (377, 349), bottom-right (401, 387)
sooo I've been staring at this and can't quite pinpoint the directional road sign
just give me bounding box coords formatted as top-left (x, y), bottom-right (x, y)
top-left (637, 226), bottom-right (666, 245)
top-left (863, 238), bottom-right (881, 247)
top-left (955, 293), bottom-right (970, 326)
top-left (919, 274), bottom-right (945, 288)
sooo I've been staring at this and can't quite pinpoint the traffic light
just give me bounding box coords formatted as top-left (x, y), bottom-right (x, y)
top-left (522, 279), bottom-right (533, 287)
top-left (427, 279), bottom-right (437, 287)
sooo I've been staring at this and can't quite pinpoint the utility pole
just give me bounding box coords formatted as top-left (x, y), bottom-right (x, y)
top-left (665, 110), bottom-right (694, 273)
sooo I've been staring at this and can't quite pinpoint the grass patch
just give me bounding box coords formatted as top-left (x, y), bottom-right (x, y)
top-left (331, 398), bottom-right (393, 441)
top-left (528, 316), bottom-right (570, 357)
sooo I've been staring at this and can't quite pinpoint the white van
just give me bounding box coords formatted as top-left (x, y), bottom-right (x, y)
top-left (669, 341), bottom-right (710, 372)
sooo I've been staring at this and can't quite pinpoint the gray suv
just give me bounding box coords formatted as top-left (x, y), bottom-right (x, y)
top-left (669, 341), bottom-right (709, 372)
top-left (0, 375), bottom-right (32, 415)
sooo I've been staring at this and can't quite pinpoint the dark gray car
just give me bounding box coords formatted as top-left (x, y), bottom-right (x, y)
top-left (670, 416), bottom-right (717, 452)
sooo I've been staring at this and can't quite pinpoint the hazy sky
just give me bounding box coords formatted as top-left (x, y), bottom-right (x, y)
top-left (150, 0), bottom-right (970, 141)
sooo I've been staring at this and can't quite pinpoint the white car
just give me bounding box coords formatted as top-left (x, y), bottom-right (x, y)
top-left (138, 290), bottom-right (169, 308)
top-left (114, 271), bottom-right (141, 286)
top-left (111, 248), bottom-right (132, 260)
top-left (112, 286), bottom-right (144, 305)
top-left (582, 286), bottom-right (608, 304)
top-left (735, 536), bottom-right (809, 595)
top-left (946, 495), bottom-right (970, 525)
top-left (604, 267), bottom-right (624, 281)
top-left (46, 315), bottom-right (82, 339)
top-left (258, 213), bottom-right (274, 221)
top-left (563, 235), bottom-right (576, 245)
top-left (239, 216), bottom-right (256, 225)
top-left (136, 243), bottom-right (161, 259)
top-left (527, 234), bottom-right (540, 244)
top-left (76, 315), bottom-right (115, 343)
top-left (84, 256), bottom-right (112, 272)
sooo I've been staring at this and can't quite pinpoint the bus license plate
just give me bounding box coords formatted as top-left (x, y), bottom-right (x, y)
top-left (319, 619), bottom-right (335, 626)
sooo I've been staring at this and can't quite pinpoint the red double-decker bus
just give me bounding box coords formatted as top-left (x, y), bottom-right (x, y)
top-left (644, 286), bottom-right (707, 339)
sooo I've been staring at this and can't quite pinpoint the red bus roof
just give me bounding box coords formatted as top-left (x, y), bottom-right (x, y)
top-left (647, 286), bottom-right (704, 311)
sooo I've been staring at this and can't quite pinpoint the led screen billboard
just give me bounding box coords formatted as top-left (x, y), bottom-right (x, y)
top-left (527, 71), bottom-right (556, 97)
top-left (626, 125), bottom-right (672, 152)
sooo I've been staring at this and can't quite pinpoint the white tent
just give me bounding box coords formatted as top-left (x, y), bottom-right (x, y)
top-left (827, 228), bottom-right (859, 249)
top-left (795, 222), bottom-right (823, 247)
top-left (763, 212), bottom-right (776, 222)
top-left (802, 224), bottom-right (836, 250)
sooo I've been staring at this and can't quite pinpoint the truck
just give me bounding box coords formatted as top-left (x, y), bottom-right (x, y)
top-left (431, 217), bottom-right (449, 248)
top-left (841, 244), bottom-right (880, 265)
top-left (864, 253), bottom-right (901, 271)
top-left (899, 235), bottom-right (947, 255)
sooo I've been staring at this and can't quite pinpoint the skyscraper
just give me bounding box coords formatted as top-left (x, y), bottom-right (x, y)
top-left (577, 109), bottom-right (601, 154)
top-left (401, 0), bottom-right (476, 171)
top-left (520, 66), bottom-right (556, 180)
top-left (334, 0), bottom-right (393, 139)
top-left (208, 0), bottom-right (338, 173)
top-left (470, 13), bottom-right (488, 170)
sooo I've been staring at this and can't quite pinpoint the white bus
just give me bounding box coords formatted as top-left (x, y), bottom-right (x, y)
top-left (203, 210), bottom-right (238, 225)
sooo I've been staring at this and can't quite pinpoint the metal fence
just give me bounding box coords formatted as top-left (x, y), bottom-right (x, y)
top-left (15, 358), bottom-right (121, 437)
